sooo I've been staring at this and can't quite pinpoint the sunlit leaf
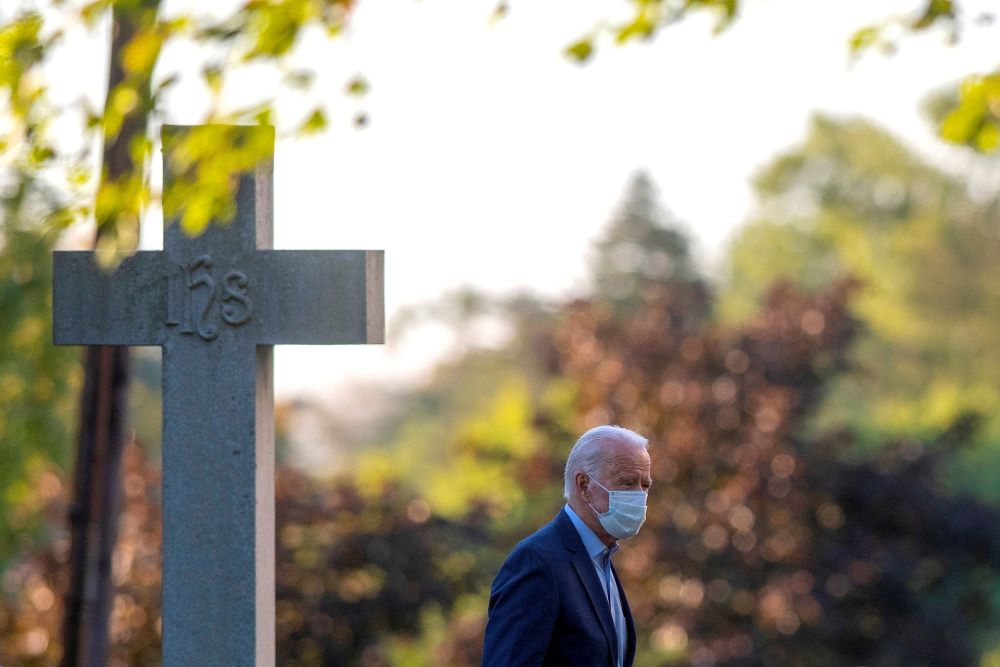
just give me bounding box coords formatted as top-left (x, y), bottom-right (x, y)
top-left (616, 13), bottom-right (655, 44)
top-left (79, 0), bottom-right (112, 26)
top-left (975, 123), bottom-right (999, 152)
top-left (111, 84), bottom-right (139, 114)
top-left (122, 29), bottom-right (162, 74)
top-left (565, 38), bottom-right (594, 63)
top-left (296, 108), bottom-right (327, 135)
top-left (67, 164), bottom-right (91, 186)
top-left (201, 62), bottom-right (223, 94)
top-left (848, 25), bottom-right (881, 55)
top-left (128, 133), bottom-right (152, 165)
top-left (84, 104), bottom-right (102, 130)
top-left (939, 72), bottom-right (1000, 152)
top-left (43, 206), bottom-right (75, 230)
top-left (346, 74), bottom-right (368, 96)
top-left (28, 142), bottom-right (54, 166)
top-left (911, 0), bottom-right (955, 29)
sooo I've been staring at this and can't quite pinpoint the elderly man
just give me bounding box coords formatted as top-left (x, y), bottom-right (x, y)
top-left (482, 425), bottom-right (652, 667)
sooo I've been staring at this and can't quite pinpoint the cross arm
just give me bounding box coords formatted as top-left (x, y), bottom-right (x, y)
top-left (253, 250), bottom-right (384, 345)
top-left (53, 251), bottom-right (166, 346)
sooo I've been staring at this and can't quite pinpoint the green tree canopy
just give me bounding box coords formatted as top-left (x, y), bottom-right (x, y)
top-left (590, 172), bottom-right (704, 315)
top-left (0, 178), bottom-right (77, 565)
top-left (721, 114), bottom-right (1000, 496)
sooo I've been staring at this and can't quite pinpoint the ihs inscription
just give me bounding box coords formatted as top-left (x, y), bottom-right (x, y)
top-left (166, 254), bottom-right (254, 341)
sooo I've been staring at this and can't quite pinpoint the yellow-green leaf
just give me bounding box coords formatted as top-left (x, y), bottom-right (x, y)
top-left (849, 25), bottom-right (881, 55)
top-left (346, 75), bottom-right (368, 96)
top-left (202, 63), bottom-right (223, 94)
top-left (975, 124), bottom-right (999, 152)
top-left (616, 14), bottom-right (655, 44)
top-left (122, 29), bottom-right (162, 74)
top-left (565, 38), bottom-right (594, 63)
top-left (297, 108), bottom-right (327, 135)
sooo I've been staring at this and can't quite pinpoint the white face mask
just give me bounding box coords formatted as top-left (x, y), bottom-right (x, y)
top-left (587, 475), bottom-right (647, 540)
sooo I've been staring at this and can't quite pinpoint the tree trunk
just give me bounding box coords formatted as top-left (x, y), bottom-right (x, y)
top-left (62, 346), bottom-right (130, 666)
top-left (61, 2), bottom-right (161, 665)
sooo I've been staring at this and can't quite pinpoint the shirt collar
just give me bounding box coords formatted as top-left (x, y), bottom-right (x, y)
top-left (564, 504), bottom-right (619, 562)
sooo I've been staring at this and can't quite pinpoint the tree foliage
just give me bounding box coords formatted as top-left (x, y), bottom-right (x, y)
top-left (0, 0), bottom-right (363, 568)
top-left (3, 167), bottom-right (1000, 663)
top-left (4, 2), bottom-right (998, 663)
top-left (590, 172), bottom-right (704, 316)
top-left (0, 0), bottom-right (362, 263)
top-left (565, 0), bottom-right (999, 154)
top-left (0, 440), bottom-right (493, 666)
top-left (721, 115), bottom-right (1000, 497)
top-left (0, 179), bottom-right (78, 565)
top-left (554, 275), bottom-right (998, 664)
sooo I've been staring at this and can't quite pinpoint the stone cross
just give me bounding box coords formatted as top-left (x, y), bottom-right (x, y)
top-left (53, 125), bottom-right (384, 666)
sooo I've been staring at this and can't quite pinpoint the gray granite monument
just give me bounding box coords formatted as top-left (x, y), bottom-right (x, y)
top-left (53, 125), bottom-right (384, 666)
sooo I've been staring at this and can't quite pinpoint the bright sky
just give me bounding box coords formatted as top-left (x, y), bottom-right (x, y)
top-left (44, 0), bottom-right (1000, 398)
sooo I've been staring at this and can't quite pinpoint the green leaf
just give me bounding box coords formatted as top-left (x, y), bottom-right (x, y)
top-left (616, 14), bottom-right (655, 44)
top-left (346, 75), bottom-right (368, 96)
top-left (122, 29), bottom-right (162, 74)
top-left (564, 38), bottom-right (594, 63)
top-left (201, 63), bottom-right (223, 94)
top-left (28, 143), bottom-right (54, 166)
top-left (297, 108), bottom-right (327, 135)
top-left (912, 0), bottom-right (955, 30)
top-left (154, 73), bottom-right (180, 99)
top-left (976, 124), bottom-right (999, 152)
top-left (849, 25), bottom-right (881, 55)
top-left (938, 72), bottom-right (1000, 152)
top-left (43, 206), bottom-right (76, 230)
top-left (79, 0), bottom-right (112, 26)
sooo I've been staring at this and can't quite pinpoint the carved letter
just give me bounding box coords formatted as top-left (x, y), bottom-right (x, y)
top-left (187, 255), bottom-right (218, 341)
top-left (221, 271), bottom-right (254, 326)
top-left (166, 264), bottom-right (194, 333)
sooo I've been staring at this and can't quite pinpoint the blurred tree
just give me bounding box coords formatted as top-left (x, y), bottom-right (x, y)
top-left (0, 440), bottom-right (491, 666)
top-left (565, 0), bottom-right (999, 154)
top-left (5, 166), bottom-right (1000, 665)
top-left (0, 0), bottom-right (366, 664)
top-left (351, 170), bottom-right (1000, 663)
top-left (0, 1), bottom-right (364, 258)
top-left (59, 5), bottom-right (160, 663)
top-left (273, 467), bottom-right (489, 665)
top-left (357, 292), bottom-right (572, 535)
top-left (2, 1), bottom-right (366, 663)
top-left (355, 172), bottom-right (709, 534)
top-left (0, 442), bottom-right (160, 666)
top-left (552, 275), bottom-right (1000, 664)
top-left (0, 177), bottom-right (78, 565)
top-left (720, 115), bottom-right (1000, 497)
top-left (590, 172), bottom-right (706, 317)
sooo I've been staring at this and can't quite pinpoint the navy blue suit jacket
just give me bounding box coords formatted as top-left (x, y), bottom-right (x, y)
top-left (481, 509), bottom-right (636, 666)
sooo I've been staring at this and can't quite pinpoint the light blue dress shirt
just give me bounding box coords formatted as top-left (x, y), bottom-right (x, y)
top-left (564, 505), bottom-right (626, 667)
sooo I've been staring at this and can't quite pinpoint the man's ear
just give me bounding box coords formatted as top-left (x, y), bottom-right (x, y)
top-left (576, 472), bottom-right (591, 501)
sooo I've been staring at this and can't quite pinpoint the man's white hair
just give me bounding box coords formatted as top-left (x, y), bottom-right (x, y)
top-left (563, 425), bottom-right (648, 500)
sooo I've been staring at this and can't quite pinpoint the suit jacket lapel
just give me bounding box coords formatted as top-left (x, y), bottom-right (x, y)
top-left (555, 511), bottom-right (618, 657)
top-left (571, 549), bottom-right (618, 655)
